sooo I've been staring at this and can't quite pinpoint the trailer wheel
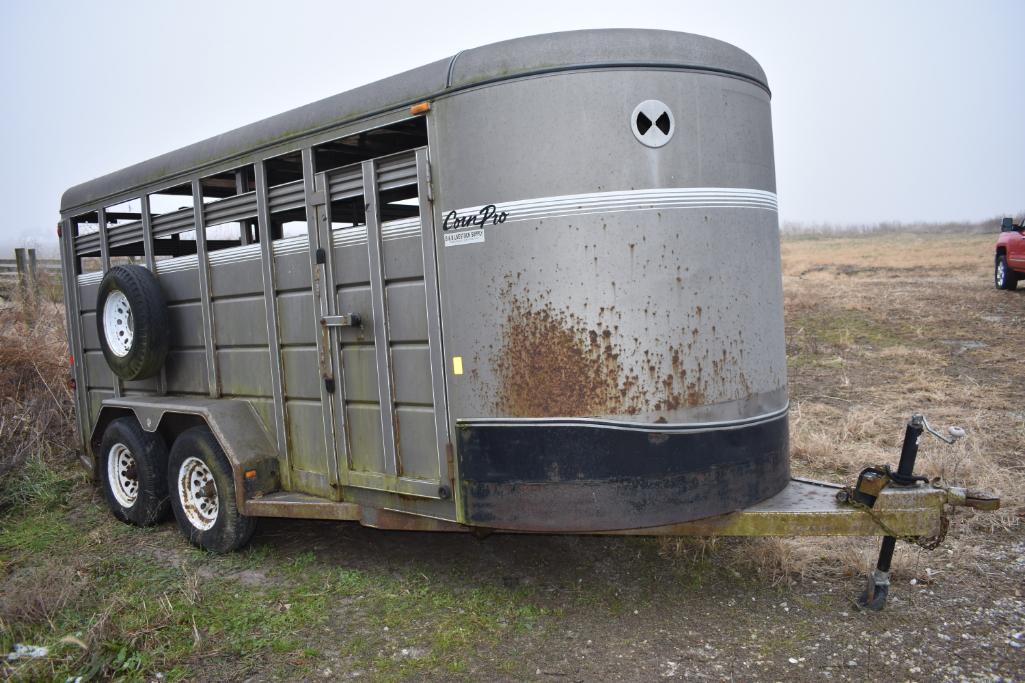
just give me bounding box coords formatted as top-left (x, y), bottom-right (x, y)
top-left (168, 426), bottom-right (255, 553)
top-left (96, 265), bottom-right (169, 381)
top-left (995, 255), bottom-right (1018, 290)
top-left (99, 416), bottom-right (170, 526)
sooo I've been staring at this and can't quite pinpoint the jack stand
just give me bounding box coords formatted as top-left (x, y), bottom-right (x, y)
top-left (856, 415), bottom-right (924, 611)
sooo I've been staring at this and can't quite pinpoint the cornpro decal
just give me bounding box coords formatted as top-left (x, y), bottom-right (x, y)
top-left (436, 188), bottom-right (778, 249)
top-left (442, 204), bottom-right (508, 247)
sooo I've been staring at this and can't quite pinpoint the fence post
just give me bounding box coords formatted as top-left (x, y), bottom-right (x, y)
top-left (28, 248), bottom-right (38, 287)
top-left (13, 248), bottom-right (40, 315)
top-left (14, 248), bottom-right (27, 295)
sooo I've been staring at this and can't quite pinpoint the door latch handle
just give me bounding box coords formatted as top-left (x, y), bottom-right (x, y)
top-left (321, 313), bottom-right (362, 328)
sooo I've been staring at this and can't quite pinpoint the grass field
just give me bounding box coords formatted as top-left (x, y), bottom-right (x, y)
top-left (1, 232), bottom-right (1022, 681)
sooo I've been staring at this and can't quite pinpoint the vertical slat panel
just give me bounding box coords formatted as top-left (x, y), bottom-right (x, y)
top-left (97, 208), bottom-right (111, 272)
top-left (302, 150), bottom-right (345, 490)
top-left (235, 170), bottom-right (251, 246)
top-left (139, 195), bottom-right (156, 272)
top-left (97, 208), bottom-right (122, 398)
top-left (140, 194), bottom-right (168, 396)
top-left (362, 160), bottom-right (397, 476)
top-left (321, 171), bottom-right (349, 485)
top-left (191, 179), bottom-right (219, 397)
top-left (415, 148), bottom-right (449, 481)
top-left (61, 218), bottom-right (90, 450)
top-left (255, 161), bottom-right (289, 476)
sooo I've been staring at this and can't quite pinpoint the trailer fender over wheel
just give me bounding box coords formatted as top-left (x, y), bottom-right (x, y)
top-left (96, 264), bottom-right (169, 381)
top-left (168, 426), bottom-right (256, 553)
top-left (99, 416), bottom-right (170, 526)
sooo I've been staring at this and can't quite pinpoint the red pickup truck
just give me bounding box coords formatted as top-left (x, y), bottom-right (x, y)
top-left (995, 216), bottom-right (1025, 290)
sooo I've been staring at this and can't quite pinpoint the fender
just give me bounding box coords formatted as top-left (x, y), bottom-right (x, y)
top-left (90, 396), bottom-right (280, 510)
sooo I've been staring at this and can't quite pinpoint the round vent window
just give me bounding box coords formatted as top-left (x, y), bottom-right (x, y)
top-left (631, 100), bottom-right (674, 148)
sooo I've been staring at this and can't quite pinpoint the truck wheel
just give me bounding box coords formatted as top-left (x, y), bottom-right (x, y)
top-left (995, 255), bottom-right (1018, 290)
top-left (96, 265), bottom-right (169, 381)
top-left (168, 426), bottom-right (255, 553)
top-left (99, 416), bottom-right (170, 526)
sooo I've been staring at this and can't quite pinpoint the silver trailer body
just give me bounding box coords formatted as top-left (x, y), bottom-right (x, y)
top-left (59, 29), bottom-right (789, 533)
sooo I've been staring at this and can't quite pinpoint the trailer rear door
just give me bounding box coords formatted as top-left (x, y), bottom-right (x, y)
top-left (311, 148), bottom-right (449, 500)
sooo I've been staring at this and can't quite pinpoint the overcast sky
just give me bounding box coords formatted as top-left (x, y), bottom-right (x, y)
top-left (1, 0), bottom-right (1022, 254)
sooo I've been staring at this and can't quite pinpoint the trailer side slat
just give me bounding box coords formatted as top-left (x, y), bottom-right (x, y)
top-left (203, 190), bottom-right (257, 226)
top-left (75, 233), bottom-right (102, 255)
top-left (303, 154), bottom-right (346, 491)
top-left (320, 168), bottom-right (352, 486)
top-left (61, 217), bottom-right (91, 458)
top-left (105, 219), bottom-right (144, 249)
top-left (139, 194), bottom-right (168, 396)
top-left (267, 180), bottom-right (306, 214)
top-left (95, 207), bottom-right (123, 399)
top-left (191, 179), bottom-right (219, 397)
top-left (375, 152), bottom-right (418, 191)
top-left (362, 159), bottom-right (398, 477)
top-left (326, 170), bottom-right (364, 203)
top-left (415, 148), bottom-right (451, 489)
top-left (150, 208), bottom-right (196, 238)
top-left (254, 161), bottom-right (289, 475)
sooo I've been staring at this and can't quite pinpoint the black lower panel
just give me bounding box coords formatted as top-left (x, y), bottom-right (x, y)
top-left (457, 414), bottom-right (790, 532)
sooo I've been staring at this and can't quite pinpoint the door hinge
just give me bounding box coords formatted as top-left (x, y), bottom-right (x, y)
top-left (315, 247), bottom-right (326, 264)
top-left (324, 377), bottom-right (335, 394)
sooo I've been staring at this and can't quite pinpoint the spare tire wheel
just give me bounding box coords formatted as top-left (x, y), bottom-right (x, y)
top-left (96, 265), bottom-right (169, 381)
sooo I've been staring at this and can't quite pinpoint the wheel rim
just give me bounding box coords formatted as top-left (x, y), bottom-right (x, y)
top-left (102, 290), bottom-right (134, 357)
top-left (107, 443), bottom-right (139, 508)
top-left (178, 456), bottom-right (219, 530)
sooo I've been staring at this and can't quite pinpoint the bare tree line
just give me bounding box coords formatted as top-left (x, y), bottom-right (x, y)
top-left (781, 213), bottom-right (1024, 237)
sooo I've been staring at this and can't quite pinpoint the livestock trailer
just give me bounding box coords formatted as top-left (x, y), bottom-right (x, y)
top-left (59, 29), bottom-right (995, 608)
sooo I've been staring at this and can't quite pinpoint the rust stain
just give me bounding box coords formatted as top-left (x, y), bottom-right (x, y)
top-left (491, 283), bottom-right (751, 419)
top-left (494, 291), bottom-right (636, 417)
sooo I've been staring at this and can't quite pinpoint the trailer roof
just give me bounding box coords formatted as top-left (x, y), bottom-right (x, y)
top-left (60, 29), bottom-right (768, 213)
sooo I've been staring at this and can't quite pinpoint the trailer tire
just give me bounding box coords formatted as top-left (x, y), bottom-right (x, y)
top-left (99, 416), bottom-right (171, 526)
top-left (96, 265), bottom-right (169, 381)
top-left (995, 255), bottom-right (1018, 290)
top-left (168, 426), bottom-right (255, 553)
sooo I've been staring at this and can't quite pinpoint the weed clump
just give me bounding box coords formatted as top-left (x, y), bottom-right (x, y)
top-left (0, 296), bottom-right (77, 511)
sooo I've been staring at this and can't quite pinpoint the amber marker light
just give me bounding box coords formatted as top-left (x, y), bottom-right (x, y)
top-left (409, 101), bottom-right (431, 115)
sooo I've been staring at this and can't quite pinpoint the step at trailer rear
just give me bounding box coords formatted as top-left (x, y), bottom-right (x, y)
top-left (58, 29), bottom-right (998, 608)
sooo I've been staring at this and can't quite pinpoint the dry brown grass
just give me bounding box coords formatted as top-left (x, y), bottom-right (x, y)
top-left (0, 291), bottom-right (76, 509)
top-left (780, 232), bottom-right (997, 273)
top-left (783, 232), bottom-right (1023, 496)
top-left (663, 231), bottom-right (1023, 583)
top-left (0, 563), bottom-right (87, 631)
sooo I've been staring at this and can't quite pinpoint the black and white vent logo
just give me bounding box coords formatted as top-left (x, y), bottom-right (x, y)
top-left (631, 100), bottom-right (674, 148)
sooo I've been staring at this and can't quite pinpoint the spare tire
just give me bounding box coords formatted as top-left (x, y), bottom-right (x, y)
top-left (96, 264), bottom-right (169, 381)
